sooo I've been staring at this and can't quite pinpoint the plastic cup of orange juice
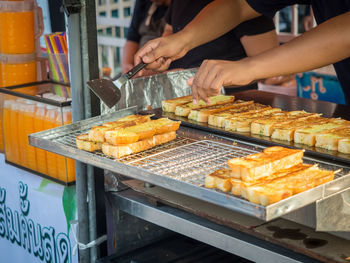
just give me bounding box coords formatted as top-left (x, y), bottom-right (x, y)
top-left (0, 1), bottom-right (35, 54)
top-left (0, 53), bottom-right (37, 93)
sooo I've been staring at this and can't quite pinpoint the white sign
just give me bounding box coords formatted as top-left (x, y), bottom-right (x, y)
top-left (0, 154), bottom-right (78, 263)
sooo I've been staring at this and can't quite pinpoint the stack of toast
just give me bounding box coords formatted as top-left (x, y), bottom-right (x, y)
top-left (205, 146), bottom-right (335, 205)
top-left (162, 95), bottom-right (350, 154)
top-left (76, 115), bottom-right (180, 158)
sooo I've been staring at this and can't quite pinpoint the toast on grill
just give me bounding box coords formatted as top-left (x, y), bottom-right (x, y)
top-left (161, 95), bottom-right (193, 113)
top-left (230, 163), bottom-right (314, 198)
top-left (174, 95), bottom-right (234, 117)
top-left (246, 166), bottom-right (334, 206)
top-left (315, 126), bottom-right (350, 151)
top-left (76, 134), bottom-right (102, 152)
top-left (88, 115), bottom-right (152, 142)
top-left (270, 116), bottom-right (328, 142)
top-left (207, 103), bottom-right (268, 128)
top-left (223, 108), bottom-right (283, 132)
top-left (104, 118), bottom-right (180, 145)
top-left (188, 100), bottom-right (252, 123)
top-left (294, 119), bottom-right (348, 146)
top-left (205, 169), bottom-right (234, 192)
top-left (227, 146), bottom-right (304, 183)
top-left (102, 131), bottom-right (176, 158)
top-left (339, 138), bottom-right (350, 154)
top-left (250, 111), bottom-right (319, 137)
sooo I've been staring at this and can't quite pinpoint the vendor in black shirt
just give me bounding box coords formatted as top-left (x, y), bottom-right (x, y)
top-left (122, 0), bottom-right (169, 74)
top-left (162, 0), bottom-right (277, 92)
top-left (134, 0), bottom-right (350, 105)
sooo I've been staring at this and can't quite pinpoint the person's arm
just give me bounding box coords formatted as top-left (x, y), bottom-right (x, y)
top-left (122, 40), bottom-right (139, 73)
top-left (134, 0), bottom-right (259, 72)
top-left (189, 11), bottom-right (350, 103)
top-left (240, 30), bottom-right (278, 57)
top-left (162, 23), bottom-right (173, 37)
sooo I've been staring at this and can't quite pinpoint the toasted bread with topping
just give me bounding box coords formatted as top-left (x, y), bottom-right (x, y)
top-left (205, 169), bottom-right (235, 192)
top-left (270, 116), bottom-right (328, 142)
top-left (188, 100), bottom-right (252, 123)
top-left (223, 108), bottom-right (283, 132)
top-left (315, 126), bottom-right (350, 151)
top-left (174, 95), bottom-right (234, 117)
top-left (339, 138), bottom-right (350, 154)
top-left (102, 131), bottom-right (176, 158)
top-left (76, 134), bottom-right (102, 152)
top-left (207, 103), bottom-right (268, 127)
top-left (250, 111), bottom-right (319, 137)
top-left (161, 95), bottom-right (193, 112)
top-left (294, 119), bottom-right (348, 146)
top-left (228, 146), bottom-right (304, 183)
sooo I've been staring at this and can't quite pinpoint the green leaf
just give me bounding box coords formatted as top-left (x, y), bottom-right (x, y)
top-left (62, 186), bottom-right (77, 234)
top-left (36, 179), bottom-right (54, 192)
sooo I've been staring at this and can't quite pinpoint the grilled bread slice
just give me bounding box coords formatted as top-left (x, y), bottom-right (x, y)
top-left (102, 114), bottom-right (152, 127)
top-left (246, 166), bottom-right (334, 206)
top-left (271, 116), bottom-right (328, 142)
top-left (294, 119), bottom-right (348, 146)
top-left (76, 134), bottom-right (102, 152)
top-left (230, 163), bottom-right (314, 198)
top-left (161, 95), bottom-right (193, 112)
top-left (315, 126), bottom-right (350, 151)
top-left (223, 108), bottom-right (283, 132)
top-left (188, 100), bottom-right (252, 123)
top-left (205, 169), bottom-right (235, 192)
top-left (250, 111), bottom-right (319, 137)
top-left (207, 103), bottom-right (268, 128)
top-left (339, 138), bottom-right (350, 154)
top-left (174, 95), bottom-right (234, 117)
top-left (228, 146), bottom-right (304, 183)
top-left (102, 131), bottom-right (176, 158)
top-left (104, 118), bottom-right (180, 145)
top-left (89, 115), bottom-right (152, 142)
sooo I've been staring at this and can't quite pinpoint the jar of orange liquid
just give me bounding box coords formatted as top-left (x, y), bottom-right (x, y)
top-left (2, 100), bottom-right (13, 160)
top-left (17, 99), bottom-right (27, 166)
top-left (23, 99), bottom-right (37, 171)
top-left (44, 104), bottom-right (59, 179)
top-left (8, 99), bottom-right (20, 164)
top-left (63, 106), bottom-right (75, 182)
top-left (0, 1), bottom-right (35, 54)
top-left (34, 102), bottom-right (47, 175)
top-left (0, 54), bottom-right (37, 93)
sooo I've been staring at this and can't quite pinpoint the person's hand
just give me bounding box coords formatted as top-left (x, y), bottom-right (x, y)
top-left (134, 33), bottom-right (190, 75)
top-left (187, 59), bottom-right (255, 104)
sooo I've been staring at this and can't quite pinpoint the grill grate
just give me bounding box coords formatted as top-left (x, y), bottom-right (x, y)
top-left (128, 140), bottom-right (259, 186)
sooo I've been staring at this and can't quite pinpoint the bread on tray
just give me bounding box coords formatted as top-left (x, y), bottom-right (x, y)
top-left (77, 114), bottom-right (180, 158)
top-left (188, 100), bottom-right (253, 123)
top-left (102, 131), bottom-right (177, 158)
top-left (76, 134), bottom-right (102, 152)
top-left (174, 95), bottom-right (234, 117)
top-left (315, 126), bottom-right (350, 151)
top-left (227, 146), bottom-right (304, 182)
top-left (205, 146), bottom-right (336, 206)
top-left (161, 95), bottom-right (193, 113)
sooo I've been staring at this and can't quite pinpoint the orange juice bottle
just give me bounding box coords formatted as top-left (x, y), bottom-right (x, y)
top-left (17, 99), bottom-right (27, 166)
top-left (9, 100), bottom-right (20, 164)
top-left (0, 54), bottom-right (37, 89)
top-left (55, 107), bottom-right (67, 181)
top-left (64, 106), bottom-right (75, 182)
top-left (23, 100), bottom-right (37, 171)
top-left (44, 105), bottom-right (59, 179)
top-left (3, 100), bottom-right (13, 161)
top-left (0, 2), bottom-right (35, 54)
top-left (34, 102), bottom-right (47, 175)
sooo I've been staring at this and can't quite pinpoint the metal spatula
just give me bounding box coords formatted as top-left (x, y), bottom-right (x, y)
top-left (87, 62), bottom-right (147, 108)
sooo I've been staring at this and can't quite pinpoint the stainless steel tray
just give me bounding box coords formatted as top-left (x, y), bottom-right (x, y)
top-left (29, 107), bottom-right (350, 221)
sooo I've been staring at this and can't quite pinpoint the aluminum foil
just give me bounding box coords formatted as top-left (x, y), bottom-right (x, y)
top-left (101, 68), bottom-right (197, 114)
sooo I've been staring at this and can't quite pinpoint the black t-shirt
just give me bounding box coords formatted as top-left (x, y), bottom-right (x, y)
top-left (127, 0), bottom-right (168, 46)
top-left (246, 0), bottom-right (350, 104)
top-left (165, 0), bottom-right (275, 70)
